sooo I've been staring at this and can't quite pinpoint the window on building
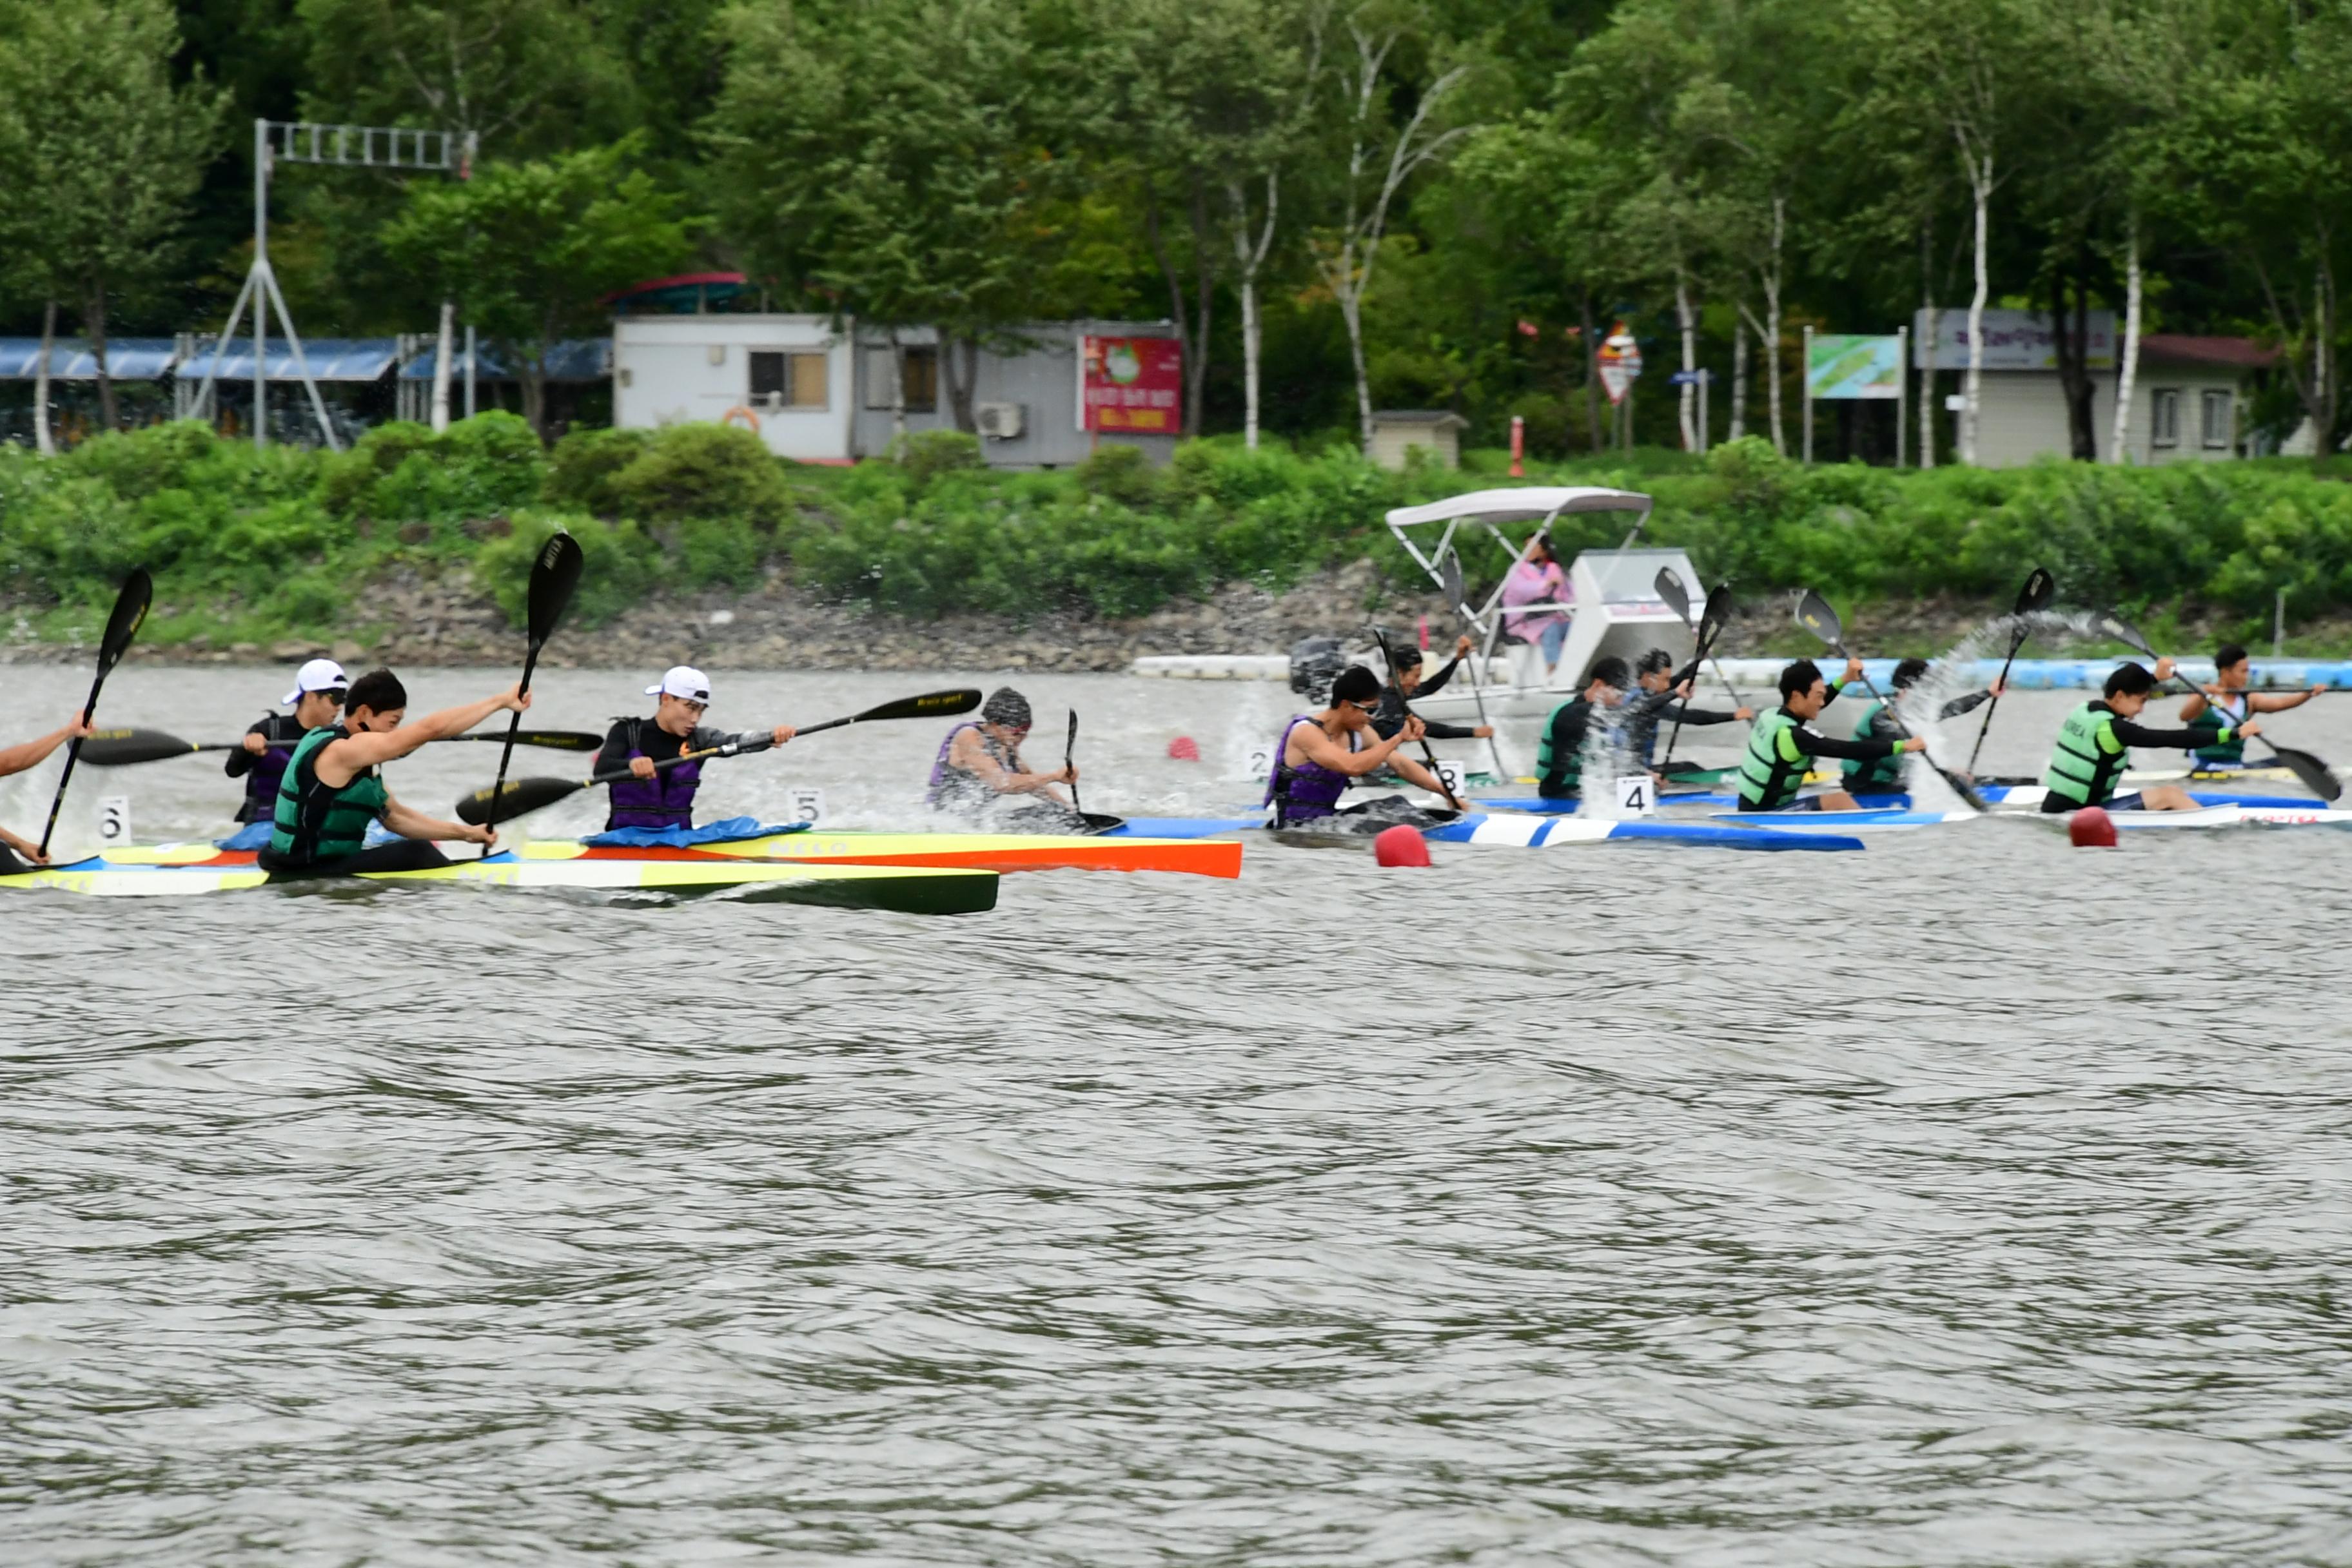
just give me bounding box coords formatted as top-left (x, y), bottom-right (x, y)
top-left (2200, 388), bottom-right (2233, 450)
top-left (750, 350), bottom-right (828, 409)
top-left (859, 346), bottom-right (939, 413)
top-left (2151, 387), bottom-right (2180, 448)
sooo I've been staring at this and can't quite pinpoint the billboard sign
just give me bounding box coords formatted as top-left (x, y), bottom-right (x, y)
top-left (1806, 335), bottom-right (1904, 400)
top-left (1079, 335), bottom-right (1182, 433)
top-left (1912, 308), bottom-right (2115, 370)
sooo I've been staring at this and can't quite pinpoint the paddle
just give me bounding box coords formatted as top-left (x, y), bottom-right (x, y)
top-left (1795, 587), bottom-right (1988, 812)
top-left (1439, 547), bottom-right (1509, 783)
top-left (2091, 610), bottom-right (2340, 802)
top-left (1064, 708), bottom-right (1084, 816)
top-left (35, 569), bottom-right (152, 860)
top-left (1658, 582), bottom-right (1735, 772)
top-left (481, 532), bottom-right (585, 854)
top-left (1963, 566), bottom-right (2056, 775)
top-left (81, 725), bottom-right (605, 767)
top-left (1656, 568), bottom-right (1752, 711)
top-left (1371, 625), bottom-right (1465, 812)
top-left (456, 688), bottom-right (983, 827)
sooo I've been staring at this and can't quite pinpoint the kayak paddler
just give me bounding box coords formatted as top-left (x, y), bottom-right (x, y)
top-left (1738, 657), bottom-right (1923, 812)
top-left (926, 687), bottom-right (1077, 815)
top-left (0, 711), bottom-right (97, 868)
top-left (2177, 642), bottom-right (2326, 771)
top-left (259, 668), bottom-right (528, 875)
top-left (1622, 647), bottom-right (1752, 771)
top-left (1534, 656), bottom-right (1634, 801)
top-left (1267, 665), bottom-right (1452, 828)
top-left (1841, 657), bottom-right (2002, 794)
top-left (2040, 660), bottom-right (2257, 814)
top-left (1371, 636), bottom-right (1493, 742)
top-left (226, 658), bottom-right (348, 825)
top-left (598, 665), bottom-right (795, 831)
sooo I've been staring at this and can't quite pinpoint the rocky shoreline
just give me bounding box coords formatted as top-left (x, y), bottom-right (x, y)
top-left (3, 562), bottom-right (2306, 672)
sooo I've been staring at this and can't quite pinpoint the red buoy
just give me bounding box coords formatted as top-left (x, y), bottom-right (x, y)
top-left (2069, 805), bottom-right (2118, 847)
top-left (1166, 736), bottom-right (1200, 761)
top-left (1374, 824), bottom-right (1431, 867)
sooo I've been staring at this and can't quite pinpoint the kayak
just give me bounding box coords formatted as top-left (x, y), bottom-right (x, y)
top-left (1108, 812), bottom-right (1863, 852)
top-left (1710, 808), bottom-right (1970, 833)
top-left (2, 849), bottom-right (998, 913)
top-left (104, 829), bottom-right (1242, 880)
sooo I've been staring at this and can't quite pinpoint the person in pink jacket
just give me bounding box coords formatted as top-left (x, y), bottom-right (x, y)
top-left (1498, 534), bottom-right (1571, 683)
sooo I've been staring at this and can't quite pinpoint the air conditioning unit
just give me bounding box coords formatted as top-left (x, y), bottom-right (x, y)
top-left (975, 401), bottom-right (1025, 440)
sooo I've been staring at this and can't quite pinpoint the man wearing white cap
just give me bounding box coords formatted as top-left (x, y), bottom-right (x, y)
top-left (226, 658), bottom-right (349, 825)
top-left (595, 666), bottom-right (794, 831)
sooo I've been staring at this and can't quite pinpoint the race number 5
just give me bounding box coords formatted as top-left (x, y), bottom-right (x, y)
top-left (1612, 775), bottom-right (1654, 817)
top-left (789, 787), bottom-right (825, 825)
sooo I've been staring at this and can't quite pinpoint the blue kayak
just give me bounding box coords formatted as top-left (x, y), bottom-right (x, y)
top-left (1106, 813), bottom-right (1862, 851)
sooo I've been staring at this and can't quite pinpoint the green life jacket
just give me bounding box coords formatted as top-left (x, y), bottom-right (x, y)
top-left (1841, 701), bottom-right (1905, 794)
top-left (2041, 701), bottom-right (2179, 807)
top-left (2191, 693), bottom-right (2248, 766)
top-left (268, 723), bottom-right (389, 864)
top-left (1738, 708), bottom-right (1812, 810)
top-left (1535, 696), bottom-right (1589, 796)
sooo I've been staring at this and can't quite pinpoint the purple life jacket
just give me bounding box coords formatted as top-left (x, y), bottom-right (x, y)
top-left (235, 715), bottom-right (304, 824)
top-left (927, 721), bottom-right (1020, 808)
top-left (1264, 714), bottom-right (1353, 825)
top-left (605, 720), bottom-right (703, 830)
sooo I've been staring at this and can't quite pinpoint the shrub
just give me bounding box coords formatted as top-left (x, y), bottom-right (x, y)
top-left (544, 426), bottom-right (652, 515)
top-left (895, 428), bottom-right (984, 486)
top-left (473, 511), bottom-right (658, 629)
top-left (607, 422), bottom-right (788, 530)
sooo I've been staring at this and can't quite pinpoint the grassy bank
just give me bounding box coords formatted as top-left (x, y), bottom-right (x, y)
top-left (4, 417), bottom-right (2351, 653)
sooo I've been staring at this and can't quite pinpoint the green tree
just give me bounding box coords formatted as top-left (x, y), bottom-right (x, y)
top-left (0, 0), bottom-right (224, 436)
top-left (708, 0), bottom-right (1064, 434)
top-left (382, 138), bottom-right (699, 438)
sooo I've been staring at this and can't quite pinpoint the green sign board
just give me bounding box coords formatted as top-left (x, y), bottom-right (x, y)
top-left (1806, 334), bottom-right (1903, 400)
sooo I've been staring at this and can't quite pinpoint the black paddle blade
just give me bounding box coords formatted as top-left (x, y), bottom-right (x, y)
top-left (1698, 583), bottom-right (1735, 648)
top-left (1065, 708), bottom-right (1079, 758)
top-left (1794, 589), bottom-right (1843, 649)
top-left (526, 533), bottom-right (586, 646)
top-left (97, 569), bottom-right (153, 674)
top-left (2018, 566), bottom-right (2056, 615)
top-left (862, 688), bottom-right (979, 724)
top-left (2267, 743), bottom-right (2343, 803)
top-left (1654, 567), bottom-right (1692, 624)
top-left (461, 729), bottom-right (605, 752)
top-left (1075, 811), bottom-right (1126, 835)
top-left (79, 727), bottom-right (202, 767)
top-left (2092, 609), bottom-right (2154, 658)
top-left (1440, 549), bottom-right (1469, 614)
top-left (455, 775), bottom-right (582, 827)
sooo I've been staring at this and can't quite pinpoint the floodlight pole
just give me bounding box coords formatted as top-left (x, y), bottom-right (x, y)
top-left (189, 119), bottom-right (476, 451)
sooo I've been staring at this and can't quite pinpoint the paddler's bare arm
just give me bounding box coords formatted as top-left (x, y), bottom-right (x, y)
top-left (950, 727), bottom-right (1072, 796)
top-left (1291, 718), bottom-right (1418, 777)
top-left (0, 713), bottom-right (94, 778)
top-left (2251, 683), bottom-right (2327, 712)
top-left (379, 792), bottom-right (495, 847)
top-left (1388, 749), bottom-right (1451, 796)
top-left (1, 824), bottom-right (48, 864)
top-left (318, 687), bottom-right (530, 785)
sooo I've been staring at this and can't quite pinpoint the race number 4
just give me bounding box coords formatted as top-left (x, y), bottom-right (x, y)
top-left (1612, 775), bottom-right (1655, 817)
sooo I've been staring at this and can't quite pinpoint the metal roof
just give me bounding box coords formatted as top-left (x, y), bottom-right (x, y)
top-left (1385, 486), bottom-right (1651, 527)
top-left (184, 338), bottom-right (400, 382)
top-left (0, 338), bottom-right (182, 380)
top-left (397, 337), bottom-right (611, 383)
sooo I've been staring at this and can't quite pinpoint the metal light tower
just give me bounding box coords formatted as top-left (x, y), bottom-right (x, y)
top-left (189, 119), bottom-right (476, 451)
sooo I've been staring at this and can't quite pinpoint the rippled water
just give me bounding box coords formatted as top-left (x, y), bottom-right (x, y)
top-left (5, 666), bottom-right (2351, 1563)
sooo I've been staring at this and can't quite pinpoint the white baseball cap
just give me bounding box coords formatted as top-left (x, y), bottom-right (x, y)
top-left (645, 665), bottom-right (713, 703)
top-left (282, 658), bottom-right (349, 705)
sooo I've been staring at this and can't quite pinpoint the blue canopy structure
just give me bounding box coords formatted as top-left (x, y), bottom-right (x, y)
top-left (397, 337), bottom-right (611, 383)
top-left (0, 338), bottom-right (182, 380)
top-left (186, 338), bottom-right (400, 382)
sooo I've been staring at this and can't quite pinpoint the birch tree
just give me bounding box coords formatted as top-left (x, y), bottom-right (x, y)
top-left (1301, 2), bottom-right (1474, 453)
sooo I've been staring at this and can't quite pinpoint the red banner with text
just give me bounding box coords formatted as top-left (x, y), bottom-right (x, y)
top-left (1079, 335), bottom-right (1182, 434)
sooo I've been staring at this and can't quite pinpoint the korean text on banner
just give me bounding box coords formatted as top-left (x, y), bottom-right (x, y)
top-left (1805, 334), bottom-right (1904, 400)
top-left (1080, 336), bottom-right (1182, 434)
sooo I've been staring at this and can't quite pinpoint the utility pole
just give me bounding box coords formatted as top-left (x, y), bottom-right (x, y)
top-left (189, 119), bottom-right (476, 451)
